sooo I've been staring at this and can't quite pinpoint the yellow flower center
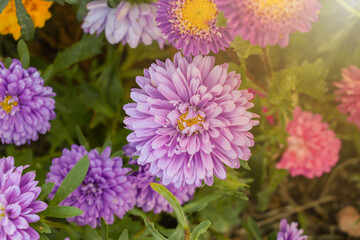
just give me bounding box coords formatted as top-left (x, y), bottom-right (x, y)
top-left (181, 0), bottom-right (217, 31)
top-left (260, 0), bottom-right (284, 6)
top-left (0, 95), bottom-right (18, 114)
top-left (177, 111), bottom-right (205, 131)
top-left (0, 203), bottom-right (5, 220)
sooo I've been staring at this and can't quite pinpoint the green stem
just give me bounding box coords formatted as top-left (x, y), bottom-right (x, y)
top-left (184, 227), bottom-right (190, 240)
top-left (261, 46), bottom-right (273, 80)
top-left (336, 0), bottom-right (360, 18)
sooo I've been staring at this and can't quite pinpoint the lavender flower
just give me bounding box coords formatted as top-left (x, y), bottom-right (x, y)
top-left (277, 219), bottom-right (307, 240)
top-left (82, 0), bottom-right (166, 48)
top-left (124, 52), bottom-right (259, 187)
top-left (156, 0), bottom-right (232, 56)
top-left (0, 156), bottom-right (47, 239)
top-left (46, 145), bottom-right (136, 228)
top-left (0, 59), bottom-right (56, 146)
top-left (130, 161), bottom-right (195, 213)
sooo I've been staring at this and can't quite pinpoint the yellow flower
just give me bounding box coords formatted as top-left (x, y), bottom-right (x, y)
top-left (0, 0), bottom-right (53, 40)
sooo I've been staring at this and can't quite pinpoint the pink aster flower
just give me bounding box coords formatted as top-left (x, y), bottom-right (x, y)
top-left (124, 52), bottom-right (259, 187)
top-left (156, 0), bottom-right (233, 56)
top-left (215, 0), bottom-right (321, 47)
top-left (276, 107), bottom-right (341, 178)
top-left (334, 65), bottom-right (360, 128)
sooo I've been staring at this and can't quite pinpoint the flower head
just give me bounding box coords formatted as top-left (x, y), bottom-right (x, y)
top-left (131, 163), bottom-right (195, 214)
top-left (46, 145), bottom-right (136, 228)
top-left (0, 59), bottom-right (56, 146)
top-left (0, 156), bottom-right (47, 240)
top-left (215, 0), bottom-right (321, 47)
top-left (82, 0), bottom-right (166, 48)
top-left (277, 219), bottom-right (307, 240)
top-left (124, 52), bottom-right (258, 187)
top-left (334, 65), bottom-right (360, 129)
top-left (276, 107), bottom-right (341, 178)
top-left (0, 0), bottom-right (53, 40)
top-left (156, 0), bottom-right (233, 56)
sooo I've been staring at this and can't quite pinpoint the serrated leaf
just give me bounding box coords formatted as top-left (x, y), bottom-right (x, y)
top-left (118, 230), bottom-right (129, 240)
top-left (50, 155), bottom-right (90, 206)
top-left (0, 0), bottom-right (10, 14)
top-left (231, 36), bottom-right (262, 61)
top-left (144, 218), bottom-right (167, 240)
top-left (190, 220), bottom-right (211, 240)
top-left (53, 34), bottom-right (104, 73)
top-left (150, 183), bottom-right (189, 229)
top-left (247, 217), bottom-right (261, 240)
top-left (38, 182), bottom-right (55, 200)
top-left (41, 206), bottom-right (83, 218)
top-left (291, 59), bottom-right (328, 100)
top-left (17, 39), bottom-right (30, 68)
top-left (15, 0), bottom-right (34, 41)
top-left (30, 221), bottom-right (51, 234)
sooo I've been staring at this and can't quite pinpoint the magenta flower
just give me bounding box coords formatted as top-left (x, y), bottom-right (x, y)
top-left (215, 0), bottom-right (321, 47)
top-left (46, 145), bottom-right (136, 228)
top-left (277, 219), bottom-right (307, 240)
top-left (276, 107), bottom-right (341, 178)
top-left (124, 52), bottom-right (258, 187)
top-left (0, 59), bottom-right (56, 146)
top-left (0, 156), bottom-right (47, 239)
top-left (334, 65), bottom-right (360, 129)
top-left (156, 0), bottom-right (233, 56)
top-left (82, 0), bottom-right (166, 48)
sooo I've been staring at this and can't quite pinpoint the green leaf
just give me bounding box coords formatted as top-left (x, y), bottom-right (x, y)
top-left (80, 84), bottom-right (116, 117)
top-left (268, 231), bottom-right (277, 240)
top-left (101, 218), bottom-right (108, 240)
top-left (30, 221), bottom-right (51, 234)
top-left (240, 160), bottom-right (251, 170)
top-left (183, 194), bottom-right (220, 213)
top-left (291, 59), bottom-right (328, 100)
top-left (0, 0), bottom-right (10, 14)
top-left (150, 183), bottom-right (189, 229)
top-left (168, 225), bottom-right (184, 240)
top-left (231, 36), bottom-right (262, 61)
top-left (15, 0), bottom-right (35, 41)
top-left (190, 220), bottom-right (211, 240)
top-left (38, 182), bottom-right (55, 200)
top-left (75, 126), bottom-right (90, 150)
top-left (128, 208), bottom-right (148, 219)
top-left (4, 57), bottom-right (12, 68)
top-left (53, 34), bottom-right (104, 73)
top-left (83, 225), bottom-right (101, 240)
top-left (50, 155), bottom-right (90, 206)
top-left (118, 230), bottom-right (129, 240)
top-left (144, 218), bottom-right (167, 240)
top-left (17, 39), bottom-right (30, 68)
top-left (39, 233), bottom-right (49, 240)
top-left (65, 0), bottom-right (81, 3)
top-left (41, 206), bottom-right (83, 218)
top-left (247, 217), bottom-right (261, 240)
top-left (42, 65), bottom-right (54, 84)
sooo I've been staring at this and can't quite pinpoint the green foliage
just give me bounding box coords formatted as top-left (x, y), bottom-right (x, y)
top-left (144, 218), bottom-right (168, 240)
top-left (0, 0), bottom-right (10, 14)
top-left (118, 230), bottom-right (129, 240)
top-left (41, 206), bottom-right (84, 218)
top-left (190, 220), bottom-right (211, 240)
top-left (17, 39), bottom-right (30, 68)
top-left (50, 155), bottom-right (90, 206)
top-left (14, 0), bottom-right (34, 41)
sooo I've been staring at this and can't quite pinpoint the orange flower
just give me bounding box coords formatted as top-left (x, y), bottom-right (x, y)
top-left (0, 0), bottom-right (53, 40)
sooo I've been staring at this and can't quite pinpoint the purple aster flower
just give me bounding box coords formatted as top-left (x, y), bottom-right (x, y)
top-left (0, 59), bottom-right (56, 146)
top-left (0, 156), bottom-right (47, 240)
top-left (277, 219), bottom-right (307, 240)
top-left (123, 52), bottom-right (259, 188)
top-left (131, 164), bottom-right (195, 214)
top-left (156, 0), bottom-right (233, 56)
top-left (215, 0), bottom-right (321, 48)
top-left (82, 0), bottom-right (166, 48)
top-left (46, 145), bottom-right (136, 228)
